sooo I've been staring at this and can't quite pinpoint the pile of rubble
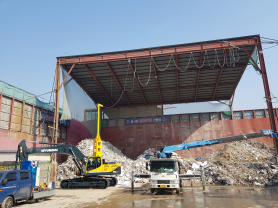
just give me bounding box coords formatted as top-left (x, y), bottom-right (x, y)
top-left (57, 139), bottom-right (149, 185)
top-left (180, 140), bottom-right (278, 187)
top-left (57, 138), bottom-right (278, 187)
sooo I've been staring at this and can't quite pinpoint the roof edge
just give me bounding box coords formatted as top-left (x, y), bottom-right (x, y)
top-left (57, 34), bottom-right (259, 59)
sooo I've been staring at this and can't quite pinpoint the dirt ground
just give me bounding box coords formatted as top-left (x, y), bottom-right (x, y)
top-left (15, 185), bottom-right (278, 208)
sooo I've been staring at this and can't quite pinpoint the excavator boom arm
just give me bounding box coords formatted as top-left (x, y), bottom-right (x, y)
top-left (15, 140), bottom-right (85, 171)
top-left (158, 130), bottom-right (277, 158)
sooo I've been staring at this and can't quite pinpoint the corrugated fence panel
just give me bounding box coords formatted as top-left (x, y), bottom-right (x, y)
top-left (181, 114), bottom-right (190, 122)
top-left (171, 115), bottom-right (180, 123)
top-left (108, 119), bottom-right (116, 127)
top-left (223, 113), bottom-right (232, 120)
top-left (191, 114), bottom-right (200, 122)
top-left (244, 110), bottom-right (254, 119)
top-left (118, 119), bottom-right (125, 126)
top-left (22, 104), bottom-right (32, 133)
top-left (233, 111), bottom-right (243, 120)
top-left (41, 122), bottom-right (47, 136)
top-left (32, 107), bottom-right (40, 135)
top-left (201, 113), bottom-right (210, 122)
top-left (211, 112), bottom-right (221, 121)
top-left (0, 96), bottom-right (11, 130)
top-left (255, 110), bottom-right (265, 118)
top-left (11, 100), bottom-right (22, 131)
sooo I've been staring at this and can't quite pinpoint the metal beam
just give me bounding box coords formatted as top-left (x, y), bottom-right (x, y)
top-left (106, 62), bottom-right (131, 105)
top-left (59, 37), bottom-right (257, 65)
top-left (59, 64), bottom-right (75, 90)
top-left (61, 64), bottom-right (98, 104)
top-left (176, 55), bottom-right (179, 102)
top-left (257, 37), bottom-right (278, 153)
top-left (114, 96), bottom-right (231, 107)
top-left (242, 47), bottom-right (262, 74)
top-left (195, 52), bottom-right (203, 101)
top-left (152, 58), bottom-right (163, 103)
top-left (230, 46), bottom-right (257, 99)
top-left (84, 64), bottom-right (114, 105)
top-left (129, 62), bottom-right (147, 104)
top-left (212, 50), bottom-right (228, 99)
top-left (90, 81), bottom-right (237, 96)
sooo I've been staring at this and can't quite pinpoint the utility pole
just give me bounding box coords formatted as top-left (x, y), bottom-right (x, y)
top-left (49, 58), bottom-right (60, 182)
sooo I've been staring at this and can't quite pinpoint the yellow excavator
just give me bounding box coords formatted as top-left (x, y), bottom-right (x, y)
top-left (16, 104), bottom-right (121, 189)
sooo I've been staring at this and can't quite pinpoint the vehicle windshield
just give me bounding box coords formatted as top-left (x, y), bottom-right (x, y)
top-left (0, 172), bottom-right (5, 179)
top-left (87, 157), bottom-right (101, 171)
top-left (150, 161), bottom-right (176, 173)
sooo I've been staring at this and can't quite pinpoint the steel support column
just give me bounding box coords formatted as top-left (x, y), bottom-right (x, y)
top-left (129, 62), bottom-right (147, 104)
top-left (106, 62), bottom-right (131, 105)
top-left (212, 50), bottom-right (228, 99)
top-left (257, 38), bottom-right (278, 153)
top-left (195, 52), bottom-right (203, 101)
top-left (152, 58), bottom-right (163, 103)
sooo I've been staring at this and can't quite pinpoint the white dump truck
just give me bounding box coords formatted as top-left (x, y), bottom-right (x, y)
top-left (146, 158), bottom-right (187, 194)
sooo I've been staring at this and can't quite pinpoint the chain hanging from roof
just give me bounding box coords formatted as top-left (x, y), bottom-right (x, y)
top-left (152, 48), bottom-right (240, 72)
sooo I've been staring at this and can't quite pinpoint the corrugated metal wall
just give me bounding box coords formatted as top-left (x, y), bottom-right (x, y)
top-left (101, 110), bottom-right (277, 159)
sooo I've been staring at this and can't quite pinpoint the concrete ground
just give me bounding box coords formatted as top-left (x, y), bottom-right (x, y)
top-left (15, 185), bottom-right (278, 208)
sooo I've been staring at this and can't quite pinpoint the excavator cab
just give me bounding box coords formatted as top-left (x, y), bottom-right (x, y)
top-left (85, 157), bottom-right (102, 171)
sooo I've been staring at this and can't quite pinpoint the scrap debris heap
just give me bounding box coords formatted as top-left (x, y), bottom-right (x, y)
top-left (57, 139), bottom-right (149, 185)
top-left (57, 139), bottom-right (278, 187)
top-left (181, 140), bottom-right (278, 187)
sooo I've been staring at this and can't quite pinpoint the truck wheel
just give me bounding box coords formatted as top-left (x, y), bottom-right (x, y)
top-left (176, 188), bottom-right (180, 194)
top-left (1, 196), bottom-right (13, 208)
top-left (151, 188), bottom-right (155, 194)
top-left (35, 198), bottom-right (45, 203)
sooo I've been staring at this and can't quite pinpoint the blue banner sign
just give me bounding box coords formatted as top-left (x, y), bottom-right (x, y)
top-left (125, 116), bottom-right (170, 126)
top-left (40, 112), bottom-right (70, 127)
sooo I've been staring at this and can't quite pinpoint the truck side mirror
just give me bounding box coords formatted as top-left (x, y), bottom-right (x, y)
top-left (146, 162), bottom-right (149, 171)
top-left (1, 178), bottom-right (8, 185)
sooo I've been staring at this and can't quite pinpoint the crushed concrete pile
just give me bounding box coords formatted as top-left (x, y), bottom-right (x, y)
top-left (210, 140), bottom-right (274, 162)
top-left (57, 139), bottom-right (149, 185)
top-left (180, 140), bottom-right (278, 187)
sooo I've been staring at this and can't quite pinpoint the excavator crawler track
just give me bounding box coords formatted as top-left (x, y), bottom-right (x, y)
top-left (103, 177), bottom-right (118, 186)
top-left (60, 177), bottom-right (110, 189)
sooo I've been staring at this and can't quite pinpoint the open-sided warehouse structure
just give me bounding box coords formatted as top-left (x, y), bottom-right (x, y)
top-left (53, 35), bottom-right (277, 158)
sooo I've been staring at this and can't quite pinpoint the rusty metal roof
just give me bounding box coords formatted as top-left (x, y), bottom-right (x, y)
top-left (58, 35), bottom-right (259, 107)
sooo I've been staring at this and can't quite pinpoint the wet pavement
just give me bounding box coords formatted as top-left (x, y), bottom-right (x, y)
top-left (88, 185), bottom-right (278, 208)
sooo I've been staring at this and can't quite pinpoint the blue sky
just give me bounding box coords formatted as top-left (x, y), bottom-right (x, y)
top-left (1, 0), bottom-right (278, 114)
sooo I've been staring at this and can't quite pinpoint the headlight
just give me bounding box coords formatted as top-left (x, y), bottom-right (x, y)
top-left (150, 180), bottom-right (157, 184)
top-left (170, 180), bottom-right (179, 184)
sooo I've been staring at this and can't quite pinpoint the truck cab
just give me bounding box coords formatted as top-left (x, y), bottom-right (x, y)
top-left (147, 159), bottom-right (182, 194)
top-left (0, 170), bottom-right (32, 208)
